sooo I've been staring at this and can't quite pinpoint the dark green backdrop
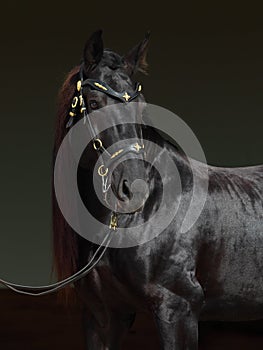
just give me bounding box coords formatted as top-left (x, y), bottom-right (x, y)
top-left (0, 1), bottom-right (262, 285)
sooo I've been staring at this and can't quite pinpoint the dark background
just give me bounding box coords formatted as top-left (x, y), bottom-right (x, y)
top-left (0, 1), bottom-right (263, 348)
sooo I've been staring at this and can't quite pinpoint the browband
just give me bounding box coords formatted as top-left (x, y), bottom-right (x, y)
top-left (66, 65), bottom-right (143, 129)
top-left (81, 79), bottom-right (142, 103)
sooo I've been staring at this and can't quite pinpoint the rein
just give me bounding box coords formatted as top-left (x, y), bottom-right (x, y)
top-left (0, 65), bottom-right (144, 296)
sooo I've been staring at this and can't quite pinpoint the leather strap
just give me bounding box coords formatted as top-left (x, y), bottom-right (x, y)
top-left (82, 79), bottom-right (142, 103)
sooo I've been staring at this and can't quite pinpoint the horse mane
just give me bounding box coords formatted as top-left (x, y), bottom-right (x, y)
top-left (52, 65), bottom-right (81, 303)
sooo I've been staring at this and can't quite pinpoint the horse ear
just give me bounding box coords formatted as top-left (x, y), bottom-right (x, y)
top-left (83, 30), bottom-right (104, 71)
top-left (123, 31), bottom-right (150, 76)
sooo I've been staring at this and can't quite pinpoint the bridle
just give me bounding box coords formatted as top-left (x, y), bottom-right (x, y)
top-left (68, 64), bottom-right (146, 205)
top-left (0, 64), bottom-right (145, 296)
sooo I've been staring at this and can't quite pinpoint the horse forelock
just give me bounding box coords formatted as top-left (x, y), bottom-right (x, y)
top-left (101, 49), bottom-right (123, 70)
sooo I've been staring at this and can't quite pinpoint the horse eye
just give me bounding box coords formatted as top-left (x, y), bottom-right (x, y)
top-left (89, 100), bottom-right (99, 110)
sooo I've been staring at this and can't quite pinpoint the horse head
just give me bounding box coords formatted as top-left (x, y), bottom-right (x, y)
top-left (74, 30), bottom-right (151, 214)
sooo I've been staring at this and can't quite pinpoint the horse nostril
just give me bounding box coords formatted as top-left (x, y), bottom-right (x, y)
top-left (119, 179), bottom-right (132, 200)
top-left (122, 180), bottom-right (130, 196)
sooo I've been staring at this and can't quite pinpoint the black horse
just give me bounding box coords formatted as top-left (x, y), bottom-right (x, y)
top-left (53, 31), bottom-right (263, 349)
